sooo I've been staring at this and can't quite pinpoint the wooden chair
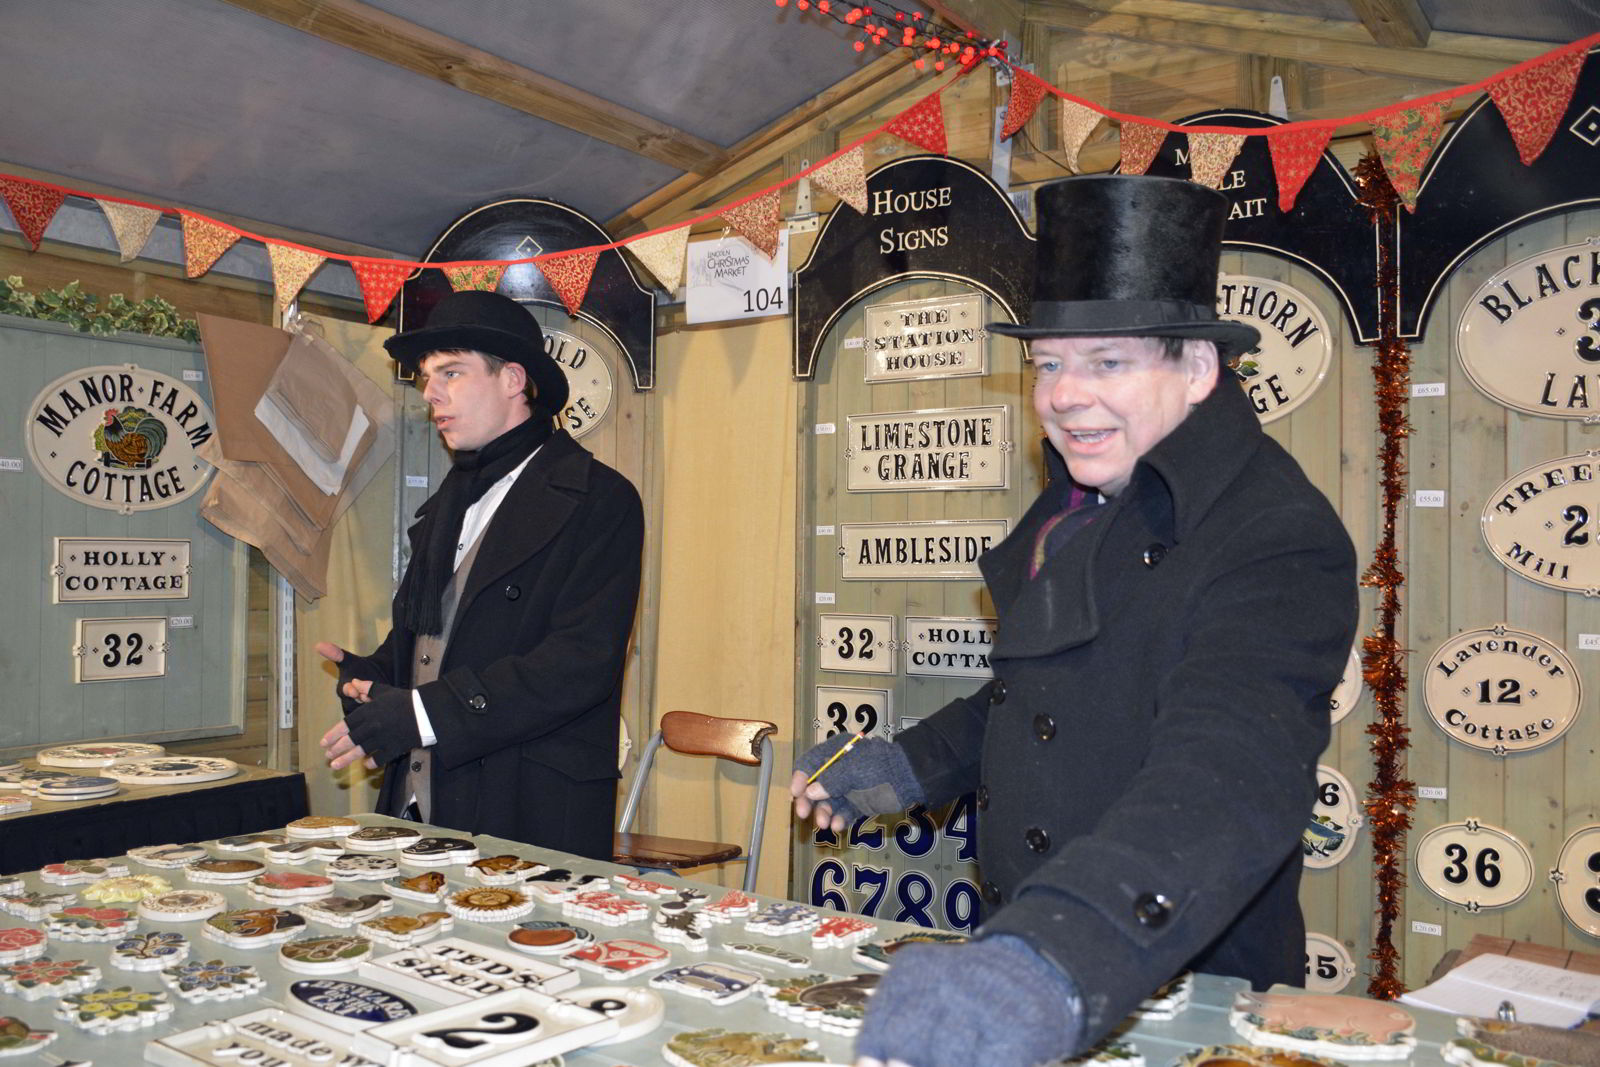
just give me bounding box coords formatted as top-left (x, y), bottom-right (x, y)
top-left (614, 710), bottom-right (778, 893)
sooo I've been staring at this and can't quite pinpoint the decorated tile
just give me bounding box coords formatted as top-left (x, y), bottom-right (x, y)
top-left (263, 839), bottom-right (346, 864)
top-left (186, 856), bottom-right (266, 884)
top-left (1052, 1038), bottom-right (1146, 1067)
top-left (468, 854), bottom-right (544, 885)
top-left (652, 962), bottom-right (764, 1004)
top-left (448, 886), bottom-right (535, 923)
top-left (0, 880), bottom-right (17, 900)
top-left (384, 870), bottom-right (449, 904)
top-left (852, 929), bottom-right (968, 970)
top-left (761, 972), bottom-right (879, 1035)
top-left (126, 842), bottom-right (209, 868)
top-left (285, 815), bottom-right (362, 839)
top-left (299, 892), bottom-right (392, 928)
top-left (568, 937), bottom-right (672, 979)
top-left (558, 984), bottom-right (665, 1046)
top-left (109, 930), bottom-right (189, 971)
top-left (150, 1006), bottom-right (375, 1065)
top-left (357, 937), bottom-right (580, 1004)
top-left (47, 906), bottom-right (137, 942)
top-left (0, 956), bottom-right (99, 1000)
top-left (214, 831), bottom-right (287, 852)
top-left (1, 893), bottom-right (75, 921)
top-left (246, 870), bottom-right (335, 904)
top-left (138, 888), bottom-right (226, 923)
top-left (27, 775), bottom-right (119, 800)
top-left (0, 797), bottom-right (30, 816)
top-left (0, 1016), bottom-right (56, 1057)
top-left (0, 759), bottom-right (16, 773)
top-left (663, 1027), bottom-right (826, 1066)
top-left (1452, 1016), bottom-right (1600, 1067)
top-left (39, 858), bottom-right (128, 885)
top-left (0, 768), bottom-right (73, 791)
top-left (507, 920), bottom-right (594, 957)
top-left (34, 741), bottom-right (164, 768)
top-left (563, 888), bottom-right (648, 926)
top-left (812, 915), bottom-right (877, 949)
top-left (287, 977), bottom-right (418, 1034)
top-left (521, 867), bottom-right (607, 904)
top-left (1173, 1045), bottom-right (1348, 1067)
top-left (359, 910), bottom-right (454, 949)
top-left (341, 825), bottom-right (424, 852)
top-left (0, 929), bottom-right (49, 965)
top-left (280, 934), bottom-right (373, 975)
top-left (613, 873), bottom-right (679, 899)
top-left (1131, 970), bottom-right (1193, 1020)
top-left (1231, 990), bottom-right (1416, 1060)
top-left (352, 986), bottom-right (617, 1067)
top-left (727, 942), bottom-right (811, 970)
top-left (159, 957), bottom-right (265, 1003)
top-left (81, 873), bottom-right (172, 903)
top-left (327, 853), bottom-right (400, 881)
top-left (653, 906), bottom-right (711, 951)
top-left (745, 902), bottom-right (820, 936)
top-left (55, 985), bottom-right (173, 1033)
top-left (399, 836), bottom-right (480, 866)
top-left (105, 755), bottom-right (237, 784)
top-left (203, 907), bottom-right (306, 948)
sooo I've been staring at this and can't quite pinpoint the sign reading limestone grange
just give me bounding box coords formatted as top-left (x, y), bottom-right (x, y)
top-left (52, 537), bottom-right (191, 603)
top-left (846, 406), bottom-right (1010, 492)
top-left (1216, 274), bottom-right (1332, 424)
top-left (864, 293), bottom-right (986, 383)
top-left (840, 519), bottom-right (1009, 581)
top-left (1481, 452), bottom-right (1600, 594)
top-left (1422, 626), bottom-right (1580, 755)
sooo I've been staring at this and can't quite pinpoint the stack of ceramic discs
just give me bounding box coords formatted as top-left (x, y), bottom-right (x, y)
top-left (106, 757), bottom-right (238, 785)
top-left (0, 768), bottom-right (73, 792)
top-left (24, 775), bottom-right (119, 802)
top-left (34, 742), bottom-right (165, 768)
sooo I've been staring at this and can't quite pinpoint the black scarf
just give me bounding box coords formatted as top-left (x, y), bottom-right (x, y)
top-left (398, 414), bottom-right (553, 636)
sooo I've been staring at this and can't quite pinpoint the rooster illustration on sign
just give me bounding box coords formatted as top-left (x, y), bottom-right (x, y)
top-left (93, 407), bottom-right (167, 469)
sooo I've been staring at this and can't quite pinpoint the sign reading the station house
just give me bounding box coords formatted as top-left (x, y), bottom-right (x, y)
top-left (1457, 239), bottom-right (1600, 419)
top-left (1481, 452), bottom-right (1600, 594)
top-left (817, 614), bottom-right (896, 675)
top-left (845, 406), bottom-right (1011, 492)
top-left (864, 293), bottom-right (986, 383)
top-left (26, 364), bottom-right (213, 514)
top-left (52, 537), bottom-right (192, 604)
top-left (1422, 625), bottom-right (1580, 755)
top-left (1217, 274), bottom-right (1333, 424)
top-left (1303, 932), bottom-right (1356, 995)
top-left (1303, 764), bottom-right (1362, 870)
top-left (73, 616), bottom-right (169, 683)
top-left (1414, 819), bottom-right (1534, 912)
top-left (840, 519), bottom-right (1009, 581)
top-left (544, 328), bottom-right (612, 440)
top-left (814, 685), bottom-right (892, 744)
top-left (903, 616), bottom-right (996, 679)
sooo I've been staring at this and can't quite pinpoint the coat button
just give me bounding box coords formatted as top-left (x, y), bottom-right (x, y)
top-left (1142, 543), bottom-right (1167, 568)
top-left (410, 760), bottom-right (423, 773)
top-left (504, 585), bottom-right (521, 600)
top-left (1133, 892), bottom-right (1173, 928)
top-left (976, 785), bottom-right (989, 811)
top-left (980, 880), bottom-right (1003, 905)
top-left (1025, 826), bottom-right (1050, 853)
top-left (991, 680), bottom-right (1007, 705)
top-left (1033, 713), bottom-right (1056, 741)
top-left (469, 694), bottom-right (487, 710)
top-left (420, 654), bottom-right (431, 665)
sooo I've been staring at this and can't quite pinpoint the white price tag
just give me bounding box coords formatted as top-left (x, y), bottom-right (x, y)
top-left (1578, 633), bottom-right (1600, 651)
top-left (1411, 921), bottom-right (1442, 936)
top-left (1418, 785), bottom-right (1447, 800)
top-left (1411, 382), bottom-right (1446, 397)
top-left (814, 423), bottom-right (836, 435)
top-left (815, 525), bottom-right (835, 536)
top-left (405, 475), bottom-right (429, 489)
top-left (842, 337), bottom-right (864, 349)
top-left (814, 592), bottom-right (836, 605)
top-left (169, 616), bottom-right (195, 629)
top-left (0, 458), bottom-right (22, 472)
top-left (1414, 490), bottom-right (1446, 508)
top-left (182, 368), bottom-right (205, 382)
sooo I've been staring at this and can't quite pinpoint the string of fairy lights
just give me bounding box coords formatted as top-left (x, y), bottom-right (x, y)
top-left (773, 0), bottom-right (1008, 70)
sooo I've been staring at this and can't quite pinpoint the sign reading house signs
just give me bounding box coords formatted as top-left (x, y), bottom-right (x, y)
top-left (544, 328), bottom-right (613, 439)
top-left (1481, 451), bottom-right (1600, 594)
top-left (1457, 238), bottom-right (1600, 419)
top-left (845, 405), bottom-right (1010, 492)
top-left (903, 616), bottom-right (996, 679)
top-left (1422, 625), bottom-right (1580, 755)
top-left (864, 293), bottom-right (986, 383)
top-left (840, 519), bottom-right (1009, 581)
top-left (26, 364), bottom-right (213, 514)
top-left (52, 537), bottom-right (191, 603)
top-left (1217, 274), bottom-right (1333, 423)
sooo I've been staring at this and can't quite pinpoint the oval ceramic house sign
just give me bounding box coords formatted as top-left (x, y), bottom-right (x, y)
top-left (1548, 824), bottom-right (1600, 939)
top-left (1457, 238), bottom-right (1600, 419)
top-left (1303, 764), bottom-right (1361, 870)
top-left (1217, 274), bottom-right (1333, 424)
top-left (1480, 452), bottom-right (1600, 595)
top-left (545, 328), bottom-right (612, 440)
top-left (1414, 819), bottom-right (1534, 912)
top-left (1423, 626), bottom-right (1580, 755)
top-left (26, 364), bottom-right (213, 514)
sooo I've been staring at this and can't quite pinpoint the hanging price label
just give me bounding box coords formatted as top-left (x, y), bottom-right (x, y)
top-left (685, 230), bottom-right (791, 325)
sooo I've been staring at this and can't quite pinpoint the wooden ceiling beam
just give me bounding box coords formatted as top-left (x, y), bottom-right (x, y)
top-left (216, 0), bottom-right (729, 176)
top-left (1346, 0), bottom-right (1431, 48)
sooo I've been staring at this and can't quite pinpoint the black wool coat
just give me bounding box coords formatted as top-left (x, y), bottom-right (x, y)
top-left (342, 430), bottom-right (644, 859)
top-left (897, 379), bottom-right (1358, 1052)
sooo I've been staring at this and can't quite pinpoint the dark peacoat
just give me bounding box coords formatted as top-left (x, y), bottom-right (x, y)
top-left (342, 429), bottom-right (643, 859)
top-left (897, 377), bottom-right (1358, 1052)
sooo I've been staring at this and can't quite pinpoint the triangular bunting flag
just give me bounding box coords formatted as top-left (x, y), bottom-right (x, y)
top-left (95, 199), bottom-right (162, 262)
top-left (0, 176), bottom-right (68, 250)
top-left (1118, 121), bottom-right (1169, 176)
top-left (721, 190), bottom-right (782, 260)
top-left (267, 243), bottom-right (326, 316)
top-left (1266, 125), bottom-right (1335, 212)
top-left (349, 258), bottom-right (412, 323)
top-left (1186, 132), bottom-right (1247, 189)
top-left (625, 226), bottom-right (690, 293)
top-left (1001, 69), bottom-right (1049, 140)
top-left (809, 146), bottom-right (868, 214)
top-left (444, 263), bottom-right (505, 292)
top-left (1059, 99), bottom-right (1103, 173)
top-left (181, 212), bottom-right (241, 277)
top-left (1488, 47), bottom-right (1586, 166)
top-left (538, 248), bottom-right (601, 317)
top-left (885, 92), bottom-right (948, 156)
top-left (1371, 102), bottom-right (1446, 212)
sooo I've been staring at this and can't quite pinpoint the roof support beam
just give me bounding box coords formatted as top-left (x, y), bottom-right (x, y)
top-left (1345, 0), bottom-right (1431, 48)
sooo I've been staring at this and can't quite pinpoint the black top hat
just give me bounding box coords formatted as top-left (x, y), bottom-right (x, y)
top-left (989, 175), bottom-right (1259, 358)
top-left (384, 290), bottom-right (569, 414)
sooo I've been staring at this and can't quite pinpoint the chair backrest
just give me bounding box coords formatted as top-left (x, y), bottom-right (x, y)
top-left (658, 710), bottom-right (778, 766)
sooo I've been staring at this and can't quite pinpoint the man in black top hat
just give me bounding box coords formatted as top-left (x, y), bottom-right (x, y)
top-left (317, 290), bottom-right (643, 860)
top-left (793, 176), bottom-right (1357, 1067)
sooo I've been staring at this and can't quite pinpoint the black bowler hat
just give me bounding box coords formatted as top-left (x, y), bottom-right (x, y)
top-left (989, 175), bottom-right (1259, 358)
top-left (384, 290), bottom-right (569, 413)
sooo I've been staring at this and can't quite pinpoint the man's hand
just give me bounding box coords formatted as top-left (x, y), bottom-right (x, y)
top-left (320, 719), bottom-right (378, 771)
top-left (317, 642), bottom-right (374, 706)
top-left (790, 770), bottom-right (850, 834)
top-left (790, 734), bottom-right (924, 834)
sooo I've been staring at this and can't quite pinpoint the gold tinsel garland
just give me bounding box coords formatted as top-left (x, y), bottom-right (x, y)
top-left (1354, 150), bottom-right (1417, 1001)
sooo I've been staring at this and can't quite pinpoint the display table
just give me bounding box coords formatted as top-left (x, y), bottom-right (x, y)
top-left (0, 761), bottom-right (308, 875)
top-left (0, 813), bottom-right (1476, 1066)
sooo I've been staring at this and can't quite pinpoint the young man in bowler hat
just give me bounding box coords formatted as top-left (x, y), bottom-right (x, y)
top-left (793, 176), bottom-right (1358, 1067)
top-left (318, 290), bottom-right (643, 860)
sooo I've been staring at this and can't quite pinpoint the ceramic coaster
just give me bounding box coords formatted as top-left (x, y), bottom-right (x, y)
top-left (568, 937), bottom-right (672, 980)
top-left (299, 892), bottom-right (392, 928)
top-left (812, 915), bottom-right (877, 949)
top-left (203, 907), bottom-right (306, 948)
top-left (352, 985), bottom-right (617, 1066)
top-left (279, 934), bottom-right (373, 975)
top-left (0, 928), bottom-right (48, 964)
top-left (559, 984), bottom-right (665, 1046)
top-left (27, 775), bottom-right (119, 801)
top-left (186, 857), bottom-right (266, 884)
top-left (287, 977), bottom-right (418, 1033)
top-left (384, 870), bottom-right (449, 904)
top-left (285, 815), bottom-right (362, 840)
top-left (246, 871), bottom-right (335, 904)
top-left (55, 985), bottom-right (172, 1033)
top-left (358, 911), bottom-right (453, 949)
top-left (1173, 1045), bottom-right (1348, 1067)
top-left (138, 889), bottom-right (226, 923)
top-left (39, 858), bottom-right (128, 885)
top-left (160, 958), bottom-right (265, 1003)
top-left (1131, 970), bottom-right (1193, 1020)
top-left (341, 825), bottom-right (424, 852)
top-left (700, 890), bottom-right (759, 924)
top-left (214, 831), bottom-right (287, 852)
top-left (727, 942), bottom-right (811, 970)
top-left (522, 867), bottom-right (608, 904)
top-left (652, 962), bottom-right (764, 1004)
top-left (613, 873), bottom-right (679, 899)
top-left (47, 906), bottom-right (138, 942)
top-left (326, 853), bottom-right (400, 881)
top-left (563, 889), bottom-right (648, 926)
top-left (105, 756), bottom-right (237, 785)
top-left (1, 893), bottom-right (76, 921)
top-left (663, 1027), bottom-right (826, 1067)
top-left (470, 855), bottom-right (545, 884)
top-left (400, 836), bottom-right (480, 866)
top-left (0, 768), bottom-right (72, 791)
top-left (1053, 1038), bottom-right (1146, 1067)
top-left (0, 1016), bottom-right (57, 1056)
top-left (126, 843), bottom-right (209, 869)
top-left (81, 873), bottom-right (172, 904)
top-left (1231, 991), bottom-right (1416, 1060)
top-left (761, 972), bottom-right (879, 1035)
top-left (447, 887), bottom-right (535, 923)
top-left (34, 742), bottom-right (164, 768)
top-left (0, 758), bottom-right (16, 772)
top-left (358, 937), bottom-right (580, 1004)
top-left (263, 839), bottom-right (345, 864)
top-left (1453, 1016), bottom-right (1600, 1067)
top-left (109, 930), bottom-right (189, 971)
top-left (0, 956), bottom-right (99, 1000)
top-left (745, 902), bottom-right (820, 936)
top-left (653, 907), bottom-right (711, 951)
top-left (506, 920), bottom-right (594, 957)
top-left (0, 797), bottom-right (30, 816)
top-left (852, 929), bottom-right (968, 970)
